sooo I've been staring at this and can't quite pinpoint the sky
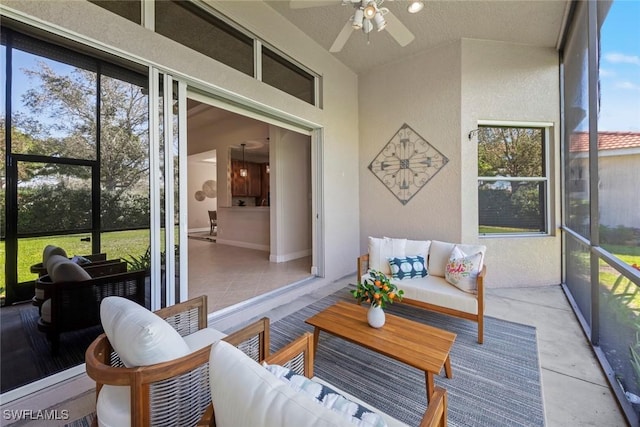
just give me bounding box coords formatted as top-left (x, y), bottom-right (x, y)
top-left (598, 0), bottom-right (640, 131)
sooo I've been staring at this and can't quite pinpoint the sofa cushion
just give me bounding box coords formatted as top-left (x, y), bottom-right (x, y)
top-left (368, 237), bottom-right (406, 275)
top-left (50, 260), bottom-right (91, 283)
top-left (388, 256), bottom-right (428, 280)
top-left (429, 240), bottom-right (486, 277)
top-left (96, 385), bottom-right (130, 427)
top-left (264, 363), bottom-right (387, 427)
top-left (404, 239), bottom-right (431, 259)
top-left (445, 246), bottom-right (483, 293)
top-left (400, 275), bottom-right (478, 315)
top-left (100, 296), bottom-right (191, 368)
top-left (41, 299), bottom-right (52, 323)
top-left (209, 340), bottom-right (352, 427)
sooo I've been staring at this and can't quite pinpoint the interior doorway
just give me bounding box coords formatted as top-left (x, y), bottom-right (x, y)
top-left (185, 99), bottom-right (313, 313)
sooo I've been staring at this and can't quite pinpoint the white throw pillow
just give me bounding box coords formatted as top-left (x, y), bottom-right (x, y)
top-left (445, 246), bottom-right (483, 293)
top-left (428, 240), bottom-right (457, 277)
top-left (368, 237), bottom-right (406, 275)
top-left (404, 239), bottom-right (431, 260)
top-left (45, 254), bottom-right (71, 277)
top-left (100, 296), bottom-right (190, 368)
top-left (209, 340), bottom-right (351, 427)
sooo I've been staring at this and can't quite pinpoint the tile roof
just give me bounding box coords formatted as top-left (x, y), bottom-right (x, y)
top-left (569, 131), bottom-right (640, 152)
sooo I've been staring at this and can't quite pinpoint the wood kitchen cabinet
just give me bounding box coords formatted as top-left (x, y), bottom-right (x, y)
top-left (231, 160), bottom-right (261, 197)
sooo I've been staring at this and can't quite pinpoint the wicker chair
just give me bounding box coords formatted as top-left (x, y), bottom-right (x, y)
top-left (85, 296), bottom-right (270, 427)
top-left (37, 267), bottom-right (146, 355)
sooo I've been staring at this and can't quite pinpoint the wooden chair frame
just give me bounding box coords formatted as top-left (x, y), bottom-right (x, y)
top-left (85, 295), bottom-right (270, 427)
top-left (358, 253), bottom-right (486, 344)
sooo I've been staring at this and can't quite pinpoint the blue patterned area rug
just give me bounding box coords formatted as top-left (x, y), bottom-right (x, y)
top-left (269, 287), bottom-right (545, 427)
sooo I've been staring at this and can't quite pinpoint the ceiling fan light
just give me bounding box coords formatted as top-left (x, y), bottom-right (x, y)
top-left (407, 1), bottom-right (424, 14)
top-left (373, 11), bottom-right (386, 31)
top-left (363, 2), bottom-right (377, 19)
top-left (352, 8), bottom-right (364, 29)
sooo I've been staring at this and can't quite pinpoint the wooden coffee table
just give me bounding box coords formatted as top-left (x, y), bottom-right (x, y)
top-left (305, 301), bottom-right (456, 403)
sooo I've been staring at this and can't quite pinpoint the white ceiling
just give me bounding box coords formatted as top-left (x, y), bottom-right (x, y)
top-left (264, 0), bottom-right (571, 74)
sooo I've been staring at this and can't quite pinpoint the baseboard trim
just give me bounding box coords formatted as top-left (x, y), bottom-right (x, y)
top-left (269, 249), bottom-right (311, 263)
top-left (215, 239), bottom-right (269, 252)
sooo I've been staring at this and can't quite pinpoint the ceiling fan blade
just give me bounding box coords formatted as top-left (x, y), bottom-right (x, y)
top-left (330, 19), bottom-right (354, 53)
top-left (289, 0), bottom-right (335, 9)
top-left (384, 10), bottom-right (415, 47)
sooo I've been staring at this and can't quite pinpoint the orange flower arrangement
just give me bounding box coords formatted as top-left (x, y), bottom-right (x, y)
top-left (351, 270), bottom-right (404, 309)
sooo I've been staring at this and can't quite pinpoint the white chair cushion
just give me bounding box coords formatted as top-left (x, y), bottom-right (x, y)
top-left (209, 340), bottom-right (352, 427)
top-left (44, 254), bottom-right (70, 277)
top-left (42, 245), bottom-right (67, 266)
top-left (368, 237), bottom-right (406, 275)
top-left (100, 297), bottom-right (190, 367)
top-left (41, 299), bottom-right (52, 323)
top-left (183, 327), bottom-right (227, 352)
top-left (50, 260), bottom-right (91, 283)
top-left (96, 385), bottom-right (130, 427)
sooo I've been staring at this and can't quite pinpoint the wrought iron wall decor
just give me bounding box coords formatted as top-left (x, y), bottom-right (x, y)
top-left (368, 123), bottom-right (449, 205)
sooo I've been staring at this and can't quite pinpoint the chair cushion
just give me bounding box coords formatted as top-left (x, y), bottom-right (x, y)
top-left (388, 256), bottom-right (428, 280)
top-left (209, 340), bottom-right (352, 427)
top-left (400, 275), bottom-right (479, 314)
top-left (100, 297), bottom-right (190, 367)
top-left (96, 385), bottom-right (130, 427)
top-left (368, 237), bottom-right (406, 275)
top-left (41, 299), bottom-right (52, 323)
top-left (264, 363), bottom-right (388, 427)
top-left (44, 254), bottom-right (71, 277)
top-left (445, 246), bottom-right (483, 293)
top-left (50, 260), bottom-right (91, 283)
top-left (42, 245), bottom-right (67, 266)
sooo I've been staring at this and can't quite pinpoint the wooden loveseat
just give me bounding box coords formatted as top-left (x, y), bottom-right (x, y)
top-left (358, 237), bottom-right (487, 343)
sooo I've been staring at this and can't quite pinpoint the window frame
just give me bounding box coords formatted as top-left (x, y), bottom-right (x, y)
top-left (477, 120), bottom-right (553, 237)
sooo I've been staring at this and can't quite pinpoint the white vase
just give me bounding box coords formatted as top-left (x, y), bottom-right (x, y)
top-left (367, 304), bottom-right (386, 328)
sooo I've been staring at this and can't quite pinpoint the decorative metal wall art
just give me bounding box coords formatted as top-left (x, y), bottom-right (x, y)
top-left (368, 123), bottom-right (449, 205)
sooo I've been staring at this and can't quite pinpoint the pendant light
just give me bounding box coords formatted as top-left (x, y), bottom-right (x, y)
top-left (240, 143), bottom-right (248, 177)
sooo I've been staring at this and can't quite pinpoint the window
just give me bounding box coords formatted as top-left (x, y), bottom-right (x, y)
top-left (262, 46), bottom-right (315, 104)
top-left (477, 125), bottom-right (549, 235)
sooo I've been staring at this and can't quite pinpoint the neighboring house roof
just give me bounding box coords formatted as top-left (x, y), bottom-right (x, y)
top-left (570, 131), bottom-right (640, 152)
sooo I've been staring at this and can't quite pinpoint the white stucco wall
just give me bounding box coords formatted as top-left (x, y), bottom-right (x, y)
top-left (359, 39), bottom-right (561, 287)
top-left (1, 0), bottom-right (360, 284)
top-left (186, 157), bottom-right (217, 231)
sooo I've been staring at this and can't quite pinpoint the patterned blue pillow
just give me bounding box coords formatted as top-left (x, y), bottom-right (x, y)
top-left (264, 363), bottom-right (387, 427)
top-left (388, 255), bottom-right (428, 280)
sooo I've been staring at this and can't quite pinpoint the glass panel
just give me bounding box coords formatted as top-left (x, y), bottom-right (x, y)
top-left (597, 0), bottom-right (640, 257)
top-left (155, 0), bottom-right (254, 77)
top-left (88, 0), bottom-right (141, 24)
top-left (159, 75), bottom-right (167, 308)
top-left (17, 162), bottom-right (92, 235)
top-left (99, 72), bottom-right (149, 233)
top-left (563, 1), bottom-right (590, 239)
top-left (262, 46), bottom-right (314, 104)
top-left (172, 81), bottom-right (181, 302)
top-left (478, 127), bottom-right (543, 178)
top-left (599, 260), bottom-right (640, 417)
top-left (101, 229), bottom-right (150, 267)
top-left (566, 236), bottom-right (592, 327)
top-left (478, 180), bottom-right (546, 233)
top-left (17, 234), bottom-right (92, 284)
top-left (11, 49), bottom-right (97, 160)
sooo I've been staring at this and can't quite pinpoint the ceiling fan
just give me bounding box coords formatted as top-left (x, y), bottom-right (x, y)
top-left (289, 0), bottom-right (418, 53)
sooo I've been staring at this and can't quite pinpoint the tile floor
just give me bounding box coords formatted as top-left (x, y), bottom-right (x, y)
top-left (187, 238), bottom-right (312, 313)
